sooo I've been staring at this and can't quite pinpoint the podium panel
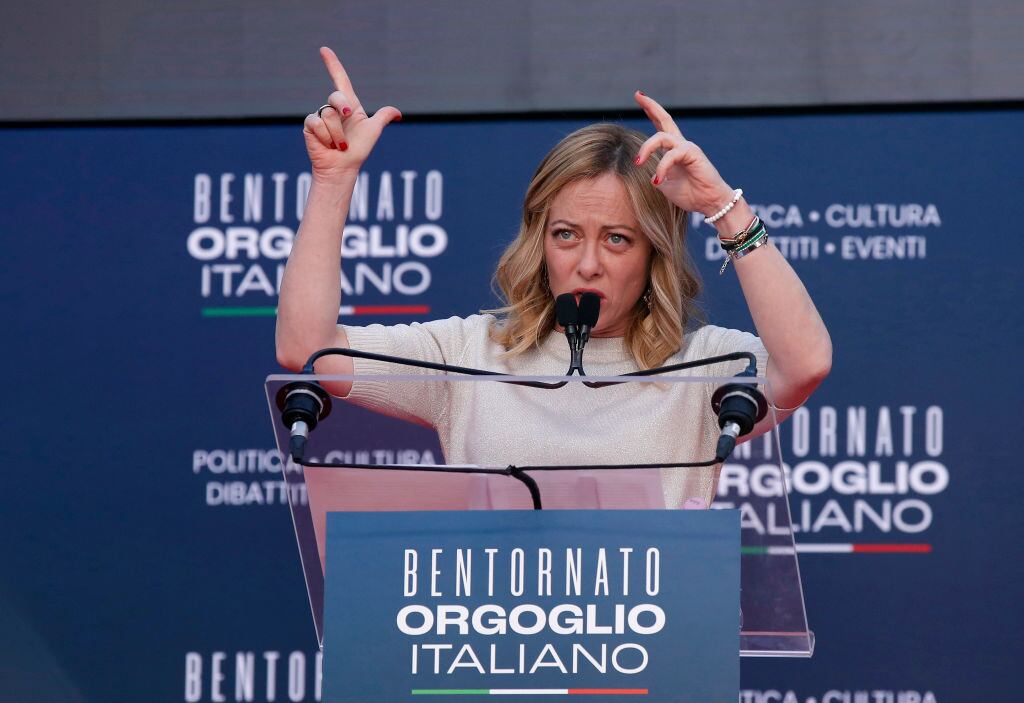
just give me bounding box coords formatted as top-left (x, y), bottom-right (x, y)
top-left (322, 510), bottom-right (739, 702)
top-left (265, 372), bottom-right (813, 657)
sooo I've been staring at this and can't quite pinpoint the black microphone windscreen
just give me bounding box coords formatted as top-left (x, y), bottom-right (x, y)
top-left (578, 292), bottom-right (601, 327)
top-left (555, 293), bottom-right (579, 327)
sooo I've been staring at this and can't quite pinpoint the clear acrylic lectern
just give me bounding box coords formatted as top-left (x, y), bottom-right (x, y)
top-left (265, 372), bottom-right (814, 658)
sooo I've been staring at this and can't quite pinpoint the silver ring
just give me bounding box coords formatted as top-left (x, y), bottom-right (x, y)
top-left (316, 104), bottom-right (332, 118)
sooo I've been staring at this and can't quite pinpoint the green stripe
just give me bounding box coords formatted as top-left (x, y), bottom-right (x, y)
top-left (201, 306), bottom-right (278, 317)
top-left (741, 546), bottom-right (768, 555)
top-left (412, 690), bottom-right (490, 695)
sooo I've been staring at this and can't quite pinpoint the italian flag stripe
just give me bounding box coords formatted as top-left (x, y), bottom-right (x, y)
top-left (742, 543), bottom-right (931, 555)
top-left (852, 543), bottom-right (932, 553)
top-left (201, 306), bottom-right (278, 317)
top-left (339, 304), bottom-right (431, 315)
top-left (201, 305), bottom-right (432, 317)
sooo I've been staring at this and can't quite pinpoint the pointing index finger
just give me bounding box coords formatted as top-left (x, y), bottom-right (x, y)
top-left (635, 91), bottom-right (684, 140)
top-left (320, 46), bottom-right (359, 101)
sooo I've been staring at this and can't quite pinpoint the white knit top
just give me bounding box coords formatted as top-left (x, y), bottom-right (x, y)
top-left (341, 315), bottom-right (768, 509)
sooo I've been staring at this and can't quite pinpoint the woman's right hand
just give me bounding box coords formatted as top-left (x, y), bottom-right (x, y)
top-left (303, 46), bottom-right (402, 185)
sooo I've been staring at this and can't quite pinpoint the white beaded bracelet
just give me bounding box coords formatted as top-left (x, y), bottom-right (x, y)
top-left (704, 188), bottom-right (743, 224)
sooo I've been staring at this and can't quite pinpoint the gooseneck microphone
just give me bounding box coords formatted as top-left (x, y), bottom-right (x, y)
top-left (555, 293), bottom-right (580, 350)
top-left (710, 368), bottom-right (768, 462)
top-left (276, 381), bottom-right (333, 462)
top-left (555, 293), bottom-right (584, 375)
top-left (556, 292), bottom-right (601, 375)
top-left (577, 292), bottom-right (601, 350)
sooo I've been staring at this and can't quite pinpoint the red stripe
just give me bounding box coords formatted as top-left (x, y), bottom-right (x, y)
top-left (351, 305), bottom-right (431, 315)
top-left (852, 543), bottom-right (932, 553)
top-left (568, 690), bottom-right (648, 695)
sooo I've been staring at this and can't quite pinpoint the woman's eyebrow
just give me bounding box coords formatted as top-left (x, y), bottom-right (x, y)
top-left (549, 219), bottom-right (637, 232)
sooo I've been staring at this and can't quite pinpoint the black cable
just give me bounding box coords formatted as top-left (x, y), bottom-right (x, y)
top-left (304, 347), bottom-right (568, 389)
top-left (302, 347), bottom-right (759, 386)
top-left (292, 346), bottom-right (759, 510)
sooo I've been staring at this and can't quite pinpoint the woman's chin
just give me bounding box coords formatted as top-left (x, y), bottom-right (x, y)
top-left (589, 321), bottom-right (627, 338)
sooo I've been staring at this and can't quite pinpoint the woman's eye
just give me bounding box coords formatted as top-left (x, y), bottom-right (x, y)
top-left (555, 229), bottom-right (575, 241)
top-left (608, 233), bottom-right (629, 245)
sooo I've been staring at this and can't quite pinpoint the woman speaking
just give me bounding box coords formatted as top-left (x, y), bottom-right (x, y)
top-left (276, 47), bottom-right (832, 509)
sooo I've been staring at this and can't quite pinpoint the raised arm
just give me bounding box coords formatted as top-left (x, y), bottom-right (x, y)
top-left (633, 92), bottom-right (832, 421)
top-left (275, 47), bottom-right (401, 395)
top-left (706, 193), bottom-right (832, 415)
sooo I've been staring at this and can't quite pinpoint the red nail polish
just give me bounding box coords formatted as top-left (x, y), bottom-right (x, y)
top-left (634, 156), bottom-right (641, 166)
top-left (652, 176), bottom-right (661, 185)
top-left (342, 107), bottom-right (352, 116)
top-left (339, 141), bottom-right (348, 151)
top-left (393, 114), bottom-right (402, 122)
top-left (638, 90), bottom-right (646, 96)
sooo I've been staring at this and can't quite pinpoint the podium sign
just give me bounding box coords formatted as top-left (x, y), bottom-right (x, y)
top-left (323, 509), bottom-right (739, 702)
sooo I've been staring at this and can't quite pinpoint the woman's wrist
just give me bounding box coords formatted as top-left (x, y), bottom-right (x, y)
top-left (701, 185), bottom-right (739, 219)
top-left (311, 167), bottom-right (360, 191)
top-left (712, 198), bottom-right (755, 238)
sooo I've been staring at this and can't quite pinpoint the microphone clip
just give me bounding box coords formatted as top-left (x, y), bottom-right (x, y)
top-left (276, 380), bottom-right (333, 463)
top-left (711, 378), bottom-right (768, 462)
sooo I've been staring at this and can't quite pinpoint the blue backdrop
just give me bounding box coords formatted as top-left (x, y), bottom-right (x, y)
top-left (2, 108), bottom-right (1021, 702)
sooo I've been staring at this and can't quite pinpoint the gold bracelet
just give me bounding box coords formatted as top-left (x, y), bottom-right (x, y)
top-left (718, 215), bottom-right (760, 248)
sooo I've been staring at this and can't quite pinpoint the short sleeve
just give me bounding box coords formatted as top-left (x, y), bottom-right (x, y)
top-left (689, 325), bottom-right (770, 425)
top-left (338, 316), bottom-right (483, 429)
top-left (696, 325), bottom-right (769, 381)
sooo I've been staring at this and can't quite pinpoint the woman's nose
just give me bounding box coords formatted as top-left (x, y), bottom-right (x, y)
top-left (576, 242), bottom-right (604, 279)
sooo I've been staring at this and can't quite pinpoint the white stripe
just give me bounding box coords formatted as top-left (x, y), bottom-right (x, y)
top-left (339, 305), bottom-right (354, 315)
top-left (796, 543), bottom-right (853, 553)
top-left (490, 690), bottom-right (569, 695)
top-left (766, 546), bottom-right (796, 556)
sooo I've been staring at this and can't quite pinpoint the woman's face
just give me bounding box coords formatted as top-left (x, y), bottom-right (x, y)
top-left (544, 173), bottom-right (653, 338)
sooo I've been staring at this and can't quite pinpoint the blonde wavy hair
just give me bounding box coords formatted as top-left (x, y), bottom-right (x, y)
top-left (487, 123), bottom-right (703, 369)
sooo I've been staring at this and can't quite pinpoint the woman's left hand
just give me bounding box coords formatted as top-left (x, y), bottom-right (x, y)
top-left (633, 91), bottom-right (734, 218)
